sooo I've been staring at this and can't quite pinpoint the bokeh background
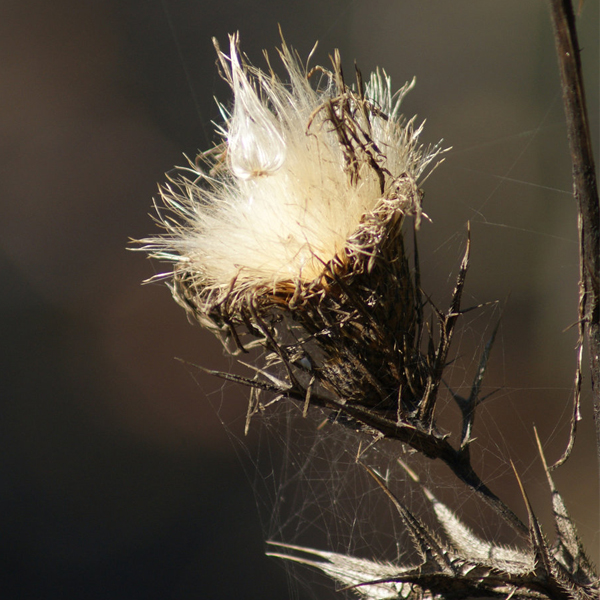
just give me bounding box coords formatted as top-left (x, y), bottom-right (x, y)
top-left (0, 1), bottom-right (598, 598)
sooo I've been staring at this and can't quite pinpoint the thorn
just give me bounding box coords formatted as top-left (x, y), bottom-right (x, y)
top-left (176, 358), bottom-right (286, 393)
top-left (510, 461), bottom-right (553, 578)
top-left (396, 458), bottom-right (420, 484)
top-left (533, 426), bottom-right (556, 492)
top-left (302, 375), bottom-right (316, 417)
top-left (362, 464), bottom-right (452, 571)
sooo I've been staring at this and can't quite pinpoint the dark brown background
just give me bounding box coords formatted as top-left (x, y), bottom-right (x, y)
top-left (0, 1), bottom-right (597, 598)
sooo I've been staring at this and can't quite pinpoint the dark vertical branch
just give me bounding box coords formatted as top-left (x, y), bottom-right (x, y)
top-left (547, 0), bottom-right (600, 462)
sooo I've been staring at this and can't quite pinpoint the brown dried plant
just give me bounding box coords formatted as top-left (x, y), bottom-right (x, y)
top-left (138, 4), bottom-right (599, 598)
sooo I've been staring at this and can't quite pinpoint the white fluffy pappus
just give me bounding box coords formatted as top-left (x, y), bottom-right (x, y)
top-left (144, 33), bottom-right (444, 301)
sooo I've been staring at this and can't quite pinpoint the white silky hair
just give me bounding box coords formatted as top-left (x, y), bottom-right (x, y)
top-left (151, 34), bottom-right (441, 295)
top-left (267, 542), bottom-right (413, 600)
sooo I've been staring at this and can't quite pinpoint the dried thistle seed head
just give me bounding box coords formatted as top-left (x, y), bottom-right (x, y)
top-left (139, 33), bottom-right (451, 428)
top-left (141, 33), bottom-right (444, 320)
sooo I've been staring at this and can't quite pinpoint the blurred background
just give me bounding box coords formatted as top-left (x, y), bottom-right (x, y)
top-left (0, 1), bottom-right (597, 598)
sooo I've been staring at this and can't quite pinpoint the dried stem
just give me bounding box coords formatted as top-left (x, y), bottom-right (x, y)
top-left (547, 0), bottom-right (600, 463)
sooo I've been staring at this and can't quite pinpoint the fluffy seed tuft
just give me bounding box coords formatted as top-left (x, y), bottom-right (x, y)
top-left (141, 33), bottom-right (444, 313)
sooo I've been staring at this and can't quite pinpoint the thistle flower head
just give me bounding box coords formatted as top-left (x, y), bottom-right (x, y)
top-left (143, 33), bottom-right (443, 313)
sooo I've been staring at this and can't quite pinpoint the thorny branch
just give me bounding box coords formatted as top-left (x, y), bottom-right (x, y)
top-left (547, 0), bottom-right (600, 464)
